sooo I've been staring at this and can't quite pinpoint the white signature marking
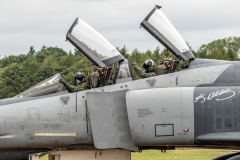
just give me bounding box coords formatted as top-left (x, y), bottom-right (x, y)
top-left (195, 88), bottom-right (235, 103)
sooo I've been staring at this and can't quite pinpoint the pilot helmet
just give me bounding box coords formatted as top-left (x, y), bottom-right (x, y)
top-left (143, 59), bottom-right (155, 73)
top-left (75, 72), bottom-right (86, 85)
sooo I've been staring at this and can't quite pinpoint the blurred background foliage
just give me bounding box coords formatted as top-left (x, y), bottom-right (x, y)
top-left (1, 36), bottom-right (240, 99)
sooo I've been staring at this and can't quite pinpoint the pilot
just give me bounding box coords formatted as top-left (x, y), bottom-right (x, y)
top-left (59, 72), bottom-right (90, 92)
top-left (132, 59), bottom-right (156, 78)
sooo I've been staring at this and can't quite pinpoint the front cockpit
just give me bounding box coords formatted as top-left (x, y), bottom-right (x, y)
top-left (66, 17), bottom-right (134, 84)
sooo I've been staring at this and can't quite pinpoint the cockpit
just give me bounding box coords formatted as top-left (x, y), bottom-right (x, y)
top-left (15, 5), bottom-right (195, 98)
top-left (66, 16), bottom-right (133, 84)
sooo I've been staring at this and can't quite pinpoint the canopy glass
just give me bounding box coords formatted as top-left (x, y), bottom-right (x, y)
top-left (67, 18), bottom-right (124, 67)
top-left (148, 9), bottom-right (190, 53)
top-left (141, 5), bottom-right (195, 61)
top-left (15, 74), bottom-right (65, 98)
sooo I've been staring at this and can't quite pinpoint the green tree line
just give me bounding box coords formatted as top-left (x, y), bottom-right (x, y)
top-left (0, 36), bottom-right (240, 99)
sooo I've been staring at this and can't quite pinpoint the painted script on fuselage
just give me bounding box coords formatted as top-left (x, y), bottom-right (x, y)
top-left (195, 88), bottom-right (235, 103)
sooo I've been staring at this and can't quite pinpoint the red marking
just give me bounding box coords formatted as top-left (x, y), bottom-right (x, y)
top-left (171, 63), bottom-right (174, 70)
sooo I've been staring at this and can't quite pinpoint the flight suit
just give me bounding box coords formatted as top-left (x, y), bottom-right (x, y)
top-left (132, 62), bottom-right (156, 78)
top-left (175, 64), bottom-right (182, 72)
top-left (59, 78), bottom-right (90, 92)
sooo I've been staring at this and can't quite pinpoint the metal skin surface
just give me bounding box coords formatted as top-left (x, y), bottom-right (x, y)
top-left (0, 92), bottom-right (93, 148)
top-left (194, 62), bottom-right (240, 145)
top-left (87, 90), bottom-right (138, 152)
top-left (0, 59), bottom-right (237, 159)
top-left (126, 87), bottom-right (195, 146)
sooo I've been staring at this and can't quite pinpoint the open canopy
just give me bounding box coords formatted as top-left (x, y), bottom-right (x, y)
top-left (66, 18), bottom-right (124, 67)
top-left (141, 5), bottom-right (195, 61)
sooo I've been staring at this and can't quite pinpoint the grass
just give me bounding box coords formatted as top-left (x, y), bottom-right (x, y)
top-left (39, 149), bottom-right (240, 160)
top-left (131, 149), bottom-right (239, 160)
top-left (39, 155), bottom-right (48, 160)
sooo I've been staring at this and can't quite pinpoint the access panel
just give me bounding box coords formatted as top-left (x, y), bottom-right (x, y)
top-left (126, 87), bottom-right (195, 146)
top-left (86, 90), bottom-right (138, 152)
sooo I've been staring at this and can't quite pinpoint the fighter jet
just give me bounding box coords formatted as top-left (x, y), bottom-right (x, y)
top-left (0, 5), bottom-right (240, 160)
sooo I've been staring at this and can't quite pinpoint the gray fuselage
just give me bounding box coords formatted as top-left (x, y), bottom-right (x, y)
top-left (0, 58), bottom-right (237, 150)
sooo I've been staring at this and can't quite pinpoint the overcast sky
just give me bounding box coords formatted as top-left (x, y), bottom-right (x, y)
top-left (1, 0), bottom-right (240, 57)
